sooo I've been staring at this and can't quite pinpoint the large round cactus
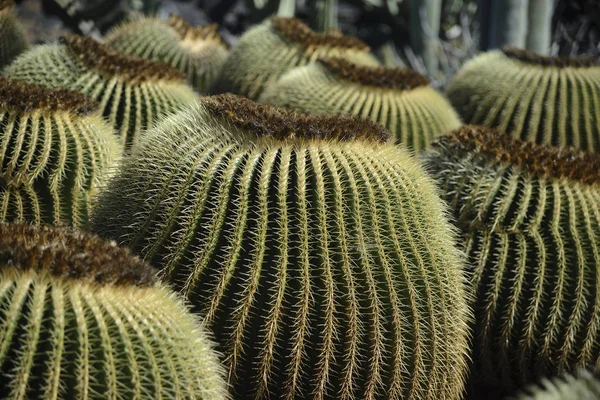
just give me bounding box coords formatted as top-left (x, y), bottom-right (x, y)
top-left (209, 17), bottom-right (379, 100)
top-left (446, 47), bottom-right (600, 151)
top-left (3, 35), bottom-right (199, 150)
top-left (260, 57), bottom-right (461, 152)
top-left (421, 125), bottom-right (600, 398)
top-left (91, 94), bottom-right (470, 399)
top-left (105, 14), bottom-right (228, 93)
top-left (0, 1), bottom-right (28, 69)
top-left (0, 222), bottom-right (228, 399)
top-left (0, 78), bottom-right (121, 228)
top-left (514, 370), bottom-right (600, 400)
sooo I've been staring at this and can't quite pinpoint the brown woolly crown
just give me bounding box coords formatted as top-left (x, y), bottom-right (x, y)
top-left (204, 94), bottom-right (390, 143)
top-left (61, 35), bottom-right (185, 82)
top-left (270, 17), bottom-right (369, 51)
top-left (0, 0), bottom-right (15, 12)
top-left (167, 14), bottom-right (227, 48)
top-left (502, 46), bottom-right (599, 68)
top-left (435, 125), bottom-right (600, 185)
top-left (0, 78), bottom-right (97, 115)
top-left (319, 57), bottom-right (429, 89)
top-left (0, 223), bottom-right (156, 287)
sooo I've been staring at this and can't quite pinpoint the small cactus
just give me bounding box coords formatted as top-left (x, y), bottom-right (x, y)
top-left (91, 94), bottom-right (471, 399)
top-left (259, 57), bottom-right (461, 152)
top-left (3, 35), bottom-right (199, 150)
top-left (105, 14), bottom-right (228, 94)
top-left (0, 222), bottom-right (228, 399)
top-left (209, 17), bottom-right (379, 100)
top-left (446, 48), bottom-right (600, 151)
top-left (514, 370), bottom-right (600, 400)
top-left (0, 1), bottom-right (28, 69)
top-left (0, 78), bottom-right (121, 228)
top-left (421, 125), bottom-right (600, 398)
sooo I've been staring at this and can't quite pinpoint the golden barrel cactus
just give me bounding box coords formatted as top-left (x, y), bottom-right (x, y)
top-left (0, 0), bottom-right (28, 69)
top-left (515, 370), bottom-right (600, 400)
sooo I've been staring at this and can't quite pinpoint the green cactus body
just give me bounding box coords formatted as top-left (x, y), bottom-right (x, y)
top-left (0, 1), bottom-right (28, 69)
top-left (0, 222), bottom-right (228, 400)
top-left (259, 57), bottom-right (461, 152)
top-left (105, 14), bottom-right (228, 94)
top-left (3, 35), bottom-right (199, 150)
top-left (91, 94), bottom-right (470, 399)
top-left (514, 370), bottom-right (600, 400)
top-left (421, 126), bottom-right (600, 398)
top-left (446, 48), bottom-right (600, 151)
top-left (209, 17), bottom-right (379, 100)
top-left (0, 78), bottom-right (121, 228)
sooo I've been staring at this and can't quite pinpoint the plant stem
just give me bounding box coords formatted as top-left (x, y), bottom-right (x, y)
top-left (409, 0), bottom-right (442, 77)
top-left (526, 0), bottom-right (553, 54)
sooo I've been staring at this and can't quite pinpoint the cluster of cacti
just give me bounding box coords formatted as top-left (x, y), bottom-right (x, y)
top-left (260, 57), bottom-right (461, 151)
top-left (446, 47), bottom-right (600, 151)
top-left (209, 17), bottom-right (379, 100)
top-left (106, 14), bottom-right (228, 93)
top-left (3, 35), bottom-right (199, 150)
top-left (0, 0), bottom-right (28, 69)
top-left (421, 125), bottom-right (600, 398)
top-left (514, 370), bottom-right (600, 400)
top-left (0, 78), bottom-right (121, 228)
top-left (91, 94), bottom-right (471, 399)
top-left (0, 222), bottom-right (228, 399)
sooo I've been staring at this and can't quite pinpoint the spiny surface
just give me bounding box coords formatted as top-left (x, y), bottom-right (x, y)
top-left (515, 370), bottom-right (600, 400)
top-left (167, 15), bottom-right (226, 47)
top-left (270, 17), bottom-right (369, 50)
top-left (446, 49), bottom-right (600, 151)
top-left (421, 125), bottom-right (600, 399)
top-left (0, 0), bottom-right (28, 69)
top-left (91, 99), bottom-right (471, 400)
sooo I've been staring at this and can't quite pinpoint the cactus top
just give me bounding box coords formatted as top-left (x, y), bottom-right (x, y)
top-left (318, 57), bottom-right (429, 89)
top-left (0, 0), bottom-right (15, 12)
top-left (270, 17), bottom-right (369, 51)
top-left (61, 35), bottom-right (185, 83)
top-left (0, 223), bottom-right (156, 287)
top-left (502, 46), bottom-right (599, 68)
top-left (0, 77), bottom-right (97, 115)
top-left (167, 14), bottom-right (227, 50)
top-left (435, 125), bottom-right (600, 185)
top-left (205, 93), bottom-right (390, 143)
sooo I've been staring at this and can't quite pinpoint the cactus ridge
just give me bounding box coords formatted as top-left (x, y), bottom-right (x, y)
top-left (421, 125), bottom-right (600, 398)
top-left (0, 223), bottom-right (229, 399)
top-left (0, 0), bottom-right (28, 69)
top-left (270, 17), bottom-right (370, 50)
top-left (259, 58), bottom-right (461, 152)
top-left (446, 49), bottom-right (600, 151)
top-left (167, 15), bottom-right (227, 47)
top-left (515, 370), bottom-right (600, 400)
top-left (4, 38), bottom-right (199, 150)
top-left (0, 79), bottom-right (121, 227)
top-left (502, 47), bottom-right (599, 68)
top-left (91, 96), bottom-right (471, 399)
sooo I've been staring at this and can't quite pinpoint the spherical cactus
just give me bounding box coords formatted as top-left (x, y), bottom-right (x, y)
top-left (0, 222), bottom-right (228, 399)
top-left (105, 14), bottom-right (228, 94)
top-left (0, 1), bottom-right (28, 69)
top-left (421, 125), bottom-right (600, 399)
top-left (209, 17), bottom-right (379, 100)
top-left (259, 57), bottom-right (461, 152)
top-left (0, 78), bottom-right (121, 228)
top-left (514, 370), bottom-right (600, 400)
top-left (3, 35), bottom-right (199, 150)
top-left (91, 94), bottom-right (470, 399)
top-left (446, 47), bottom-right (600, 151)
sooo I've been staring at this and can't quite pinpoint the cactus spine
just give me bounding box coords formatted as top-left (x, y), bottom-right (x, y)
top-left (0, 1), bottom-right (28, 69)
top-left (3, 35), bottom-right (199, 150)
top-left (515, 370), bottom-right (600, 400)
top-left (209, 17), bottom-right (379, 100)
top-left (0, 223), bottom-right (228, 399)
top-left (259, 57), bottom-right (461, 152)
top-left (91, 94), bottom-right (470, 399)
top-left (0, 78), bottom-right (121, 228)
top-left (105, 15), bottom-right (228, 94)
top-left (446, 48), bottom-right (600, 151)
top-left (421, 125), bottom-right (600, 398)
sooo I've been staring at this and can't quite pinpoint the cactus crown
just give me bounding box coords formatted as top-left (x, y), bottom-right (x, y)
top-left (0, 223), bottom-right (156, 287)
top-left (437, 125), bottom-right (600, 184)
top-left (270, 17), bottom-right (369, 50)
top-left (60, 35), bottom-right (185, 82)
top-left (205, 93), bottom-right (390, 143)
top-left (318, 57), bottom-right (429, 89)
top-left (0, 0), bottom-right (15, 12)
top-left (167, 14), bottom-right (227, 48)
top-left (0, 78), bottom-right (97, 115)
top-left (502, 46), bottom-right (599, 68)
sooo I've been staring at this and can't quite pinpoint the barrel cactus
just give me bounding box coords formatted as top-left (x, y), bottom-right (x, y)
top-left (91, 94), bottom-right (470, 399)
top-left (0, 78), bottom-right (121, 228)
top-left (421, 125), bottom-right (600, 398)
top-left (105, 14), bottom-right (228, 93)
top-left (0, 0), bottom-right (28, 69)
top-left (446, 47), bottom-right (600, 151)
top-left (209, 17), bottom-right (379, 100)
top-left (260, 57), bottom-right (461, 152)
top-left (0, 222), bottom-right (228, 399)
top-left (3, 35), bottom-right (199, 150)
top-left (514, 370), bottom-right (600, 400)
